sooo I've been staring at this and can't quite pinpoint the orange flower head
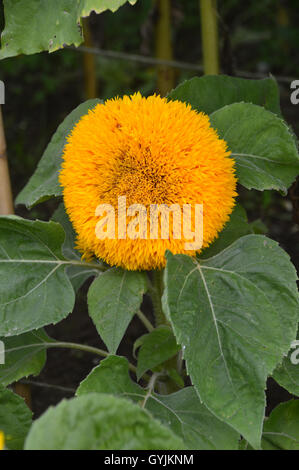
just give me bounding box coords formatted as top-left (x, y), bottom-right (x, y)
top-left (60, 93), bottom-right (237, 270)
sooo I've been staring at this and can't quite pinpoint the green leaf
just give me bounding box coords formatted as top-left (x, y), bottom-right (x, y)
top-left (168, 75), bottom-right (281, 116)
top-left (77, 356), bottom-right (240, 450)
top-left (240, 400), bottom-right (299, 450)
top-left (249, 219), bottom-right (268, 235)
top-left (16, 99), bottom-right (101, 208)
top-left (0, 329), bottom-right (51, 386)
top-left (261, 400), bottom-right (299, 450)
top-left (0, 1), bottom-right (137, 59)
top-left (52, 203), bottom-right (80, 260)
top-left (80, 0), bottom-right (138, 16)
top-left (147, 388), bottom-right (240, 451)
top-left (52, 203), bottom-right (100, 291)
top-left (0, 216), bottom-right (77, 336)
top-left (77, 355), bottom-right (142, 397)
top-left (166, 367), bottom-right (185, 388)
top-left (209, 102), bottom-right (299, 193)
top-left (25, 392), bottom-right (185, 450)
top-left (136, 326), bottom-right (180, 380)
top-left (272, 329), bottom-right (299, 396)
top-left (200, 204), bottom-right (252, 259)
top-left (87, 268), bottom-right (147, 353)
top-left (163, 235), bottom-right (299, 449)
top-left (0, 386), bottom-right (32, 450)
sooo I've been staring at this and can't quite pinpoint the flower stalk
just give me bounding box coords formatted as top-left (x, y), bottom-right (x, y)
top-left (150, 269), bottom-right (168, 327)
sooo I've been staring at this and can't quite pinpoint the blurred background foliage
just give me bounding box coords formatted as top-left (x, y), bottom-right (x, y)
top-left (0, 0), bottom-right (298, 414)
top-left (0, 0), bottom-right (297, 254)
top-left (0, 0), bottom-right (299, 193)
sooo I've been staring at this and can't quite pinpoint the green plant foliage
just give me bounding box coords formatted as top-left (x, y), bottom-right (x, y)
top-left (272, 330), bottom-right (299, 396)
top-left (168, 75), bottom-right (281, 116)
top-left (88, 268), bottom-right (147, 353)
top-left (147, 387), bottom-right (240, 451)
top-left (52, 203), bottom-right (101, 291)
top-left (261, 400), bottom-right (299, 450)
top-left (163, 235), bottom-right (299, 449)
top-left (16, 99), bottom-right (101, 208)
top-left (0, 216), bottom-right (87, 336)
top-left (0, 386), bottom-right (32, 450)
top-left (209, 102), bottom-right (299, 193)
top-left (0, 329), bottom-right (51, 386)
top-left (200, 204), bottom-right (253, 259)
top-left (249, 219), bottom-right (268, 235)
top-left (77, 355), bottom-right (142, 396)
top-left (241, 400), bottom-right (299, 450)
top-left (0, 61), bottom-right (298, 451)
top-left (17, 88), bottom-right (299, 213)
top-left (0, 0), bottom-right (138, 59)
top-left (77, 356), bottom-right (240, 450)
top-left (24, 392), bottom-right (185, 450)
top-left (135, 326), bottom-right (180, 380)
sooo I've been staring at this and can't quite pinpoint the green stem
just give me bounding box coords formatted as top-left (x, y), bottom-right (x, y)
top-left (14, 341), bottom-right (139, 377)
top-left (50, 341), bottom-right (109, 358)
top-left (149, 269), bottom-right (167, 326)
top-left (176, 349), bottom-right (184, 375)
top-left (141, 372), bottom-right (161, 408)
top-left (53, 341), bottom-right (140, 376)
top-left (199, 0), bottom-right (219, 75)
top-left (146, 271), bottom-right (186, 393)
top-left (136, 310), bottom-right (154, 332)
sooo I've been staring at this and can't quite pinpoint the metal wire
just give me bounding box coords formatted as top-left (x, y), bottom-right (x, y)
top-left (68, 45), bottom-right (296, 84)
top-left (20, 379), bottom-right (76, 394)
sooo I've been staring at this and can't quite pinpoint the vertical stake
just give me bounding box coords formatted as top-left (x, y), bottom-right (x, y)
top-left (199, 0), bottom-right (219, 75)
top-left (156, 0), bottom-right (175, 96)
top-left (0, 106), bottom-right (14, 214)
top-left (0, 105), bottom-right (32, 409)
top-left (82, 17), bottom-right (97, 99)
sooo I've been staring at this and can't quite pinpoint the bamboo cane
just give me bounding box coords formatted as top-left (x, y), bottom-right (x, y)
top-left (0, 105), bottom-right (32, 408)
top-left (199, 0), bottom-right (219, 75)
top-left (156, 0), bottom-right (175, 96)
top-left (0, 107), bottom-right (14, 214)
top-left (82, 17), bottom-right (97, 99)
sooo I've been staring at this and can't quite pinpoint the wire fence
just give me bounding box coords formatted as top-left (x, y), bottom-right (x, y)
top-left (20, 379), bottom-right (75, 394)
top-left (69, 45), bottom-right (296, 85)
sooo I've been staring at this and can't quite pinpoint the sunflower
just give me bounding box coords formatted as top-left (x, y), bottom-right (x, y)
top-left (60, 93), bottom-right (237, 270)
